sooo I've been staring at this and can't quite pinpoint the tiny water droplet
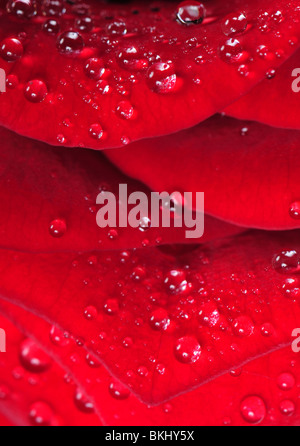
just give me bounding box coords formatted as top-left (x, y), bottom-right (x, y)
top-left (232, 316), bottom-right (254, 337)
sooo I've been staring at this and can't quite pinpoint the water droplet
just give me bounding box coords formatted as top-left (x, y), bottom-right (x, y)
top-left (273, 250), bottom-right (300, 275)
top-left (279, 400), bottom-right (295, 416)
top-left (277, 372), bottom-right (295, 391)
top-left (89, 123), bottom-right (104, 140)
top-left (42, 0), bottom-right (66, 16)
top-left (84, 58), bottom-right (109, 80)
top-left (240, 396), bottom-right (266, 424)
top-left (176, 1), bottom-right (206, 25)
top-left (49, 218), bottom-right (67, 238)
top-left (117, 46), bottom-right (148, 71)
top-left (260, 323), bottom-right (274, 337)
top-left (7, 0), bottom-right (37, 19)
top-left (282, 278), bottom-right (300, 300)
top-left (86, 353), bottom-right (101, 368)
top-left (174, 336), bottom-right (201, 364)
top-left (0, 37), bottom-right (23, 61)
top-left (199, 302), bottom-right (220, 327)
top-left (146, 62), bottom-right (177, 94)
top-left (109, 381), bottom-right (130, 400)
top-left (74, 389), bottom-right (94, 413)
top-left (57, 31), bottom-right (84, 54)
top-left (84, 305), bottom-right (98, 321)
top-left (222, 12), bottom-right (247, 36)
top-left (75, 16), bottom-right (94, 33)
top-left (49, 325), bottom-right (69, 347)
top-left (29, 401), bottom-right (54, 426)
top-left (116, 101), bottom-right (136, 120)
top-left (103, 299), bottom-right (119, 315)
top-left (107, 19), bottom-right (127, 36)
top-left (24, 80), bottom-right (48, 103)
top-left (289, 201), bottom-right (300, 220)
top-left (219, 38), bottom-right (243, 63)
top-left (149, 308), bottom-right (170, 331)
top-left (164, 269), bottom-right (188, 294)
top-left (232, 316), bottom-right (254, 337)
top-left (20, 339), bottom-right (51, 373)
top-left (43, 19), bottom-right (60, 35)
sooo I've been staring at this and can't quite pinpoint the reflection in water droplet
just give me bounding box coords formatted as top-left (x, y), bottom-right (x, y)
top-left (0, 37), bottom-right (23, 61)
top-left (24, 80), bottom-right (48, 103)
top-left (176, 1), bottom-right (206, 25)
top-left (49, 218), bottom-right (67, 238)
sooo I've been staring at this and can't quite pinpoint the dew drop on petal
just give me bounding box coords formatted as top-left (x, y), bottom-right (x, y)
top-left (222, 12), bottom-right (247, 36)
top-left (174, 336), bottom-right (201, 364)
top-left (232, 316), bottom-right (254, 338)
top-left (7, 0), bottom-right (37, 19)
top-left (219, 38), bottom-right (243, 63)
top-left (89, 123), bottom-right (104, 140)
top-left (19, 339), bottom-right (51, 373)
top-left (282, 278), bottom-right (300, 300)
top-left (0, 37), bottom-right (23, 61)
top-left (277, 372), bottom-right (295, 391)
top-left (279, 400), bottom-right (295, 416)
top-left (49, 218), bottom-right (67, 238)
top-left (240, 396), bottom-right (266, 424)
top-left (176, 1), bottom-right (206, 25)
top-left (146, 62), bottom-right (177, 94)
top-left (24, 80), bottom-right (48, 103)
top-left (116, 101), bottom-right (136, 120)
top-left (289, 201), bottom-right (300, 220)
top-left (109, 381), bottom-right (130, 400)
top-left (43, 19), bottom-right (60, 35)
top-left (57, 31), bottom-right (84, 54)
top-left (273, 250), bottom-right (300, 275)
top-left (74, 389), bottom-right (94, 413)
top-left (29, 401), bottom-right (54, 426)
top-left (149, 308), bottom-right (170, 331)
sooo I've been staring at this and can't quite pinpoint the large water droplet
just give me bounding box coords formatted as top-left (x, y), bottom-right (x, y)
top-left (109, 381), bottom-right (130, 400)
top-left (146, 62), bottom-right (177, 94)
top-left (24, 80), bottom-right (48, 103)
top-left (29, 401), bottom-right (54, 426)
top-left (74, 389), bottom-right (94, 413)
top-left (222, 12), bottom-right (247, 36)
top-left (273, 250), bottom-right (300, 275)
top-left (149, 308), bottom-right (170, 331)
top-left (7, 0), bottom-right (37, 19)
top-left (240, 395), bottom-right (266, 424)
top-left (57, 31), bottom-right (84, 54)
top-left (232, 316), bottom-right (254, 337)
top-left (277, 372), bottom-right (295, 391)
top-left (20, 339), bottom-right (51, 373)
top-left (0, 37), bottom-right (23, 61)
top-left (176, 1), bottom-right (206, 25)
top-left (174, 336), bottom-right (201, 364)
top-left (219, 38), bottom-right (243, 63)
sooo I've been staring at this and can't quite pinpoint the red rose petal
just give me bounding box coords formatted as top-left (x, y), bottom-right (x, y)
top-left (0, 0), bottom-right (300, 149)
top-left (225, 48), bottom-right (300, 129)
top-left (0, 125), bottom-right (243, 251)
top-left (106, 115), bottom-right (300, 230)
top-left (1, 300), bottom-right (300, 426)
top-left (0, 230), bottom-right (299, 405)
top-left (0, 314), bottom-right (102, 426)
